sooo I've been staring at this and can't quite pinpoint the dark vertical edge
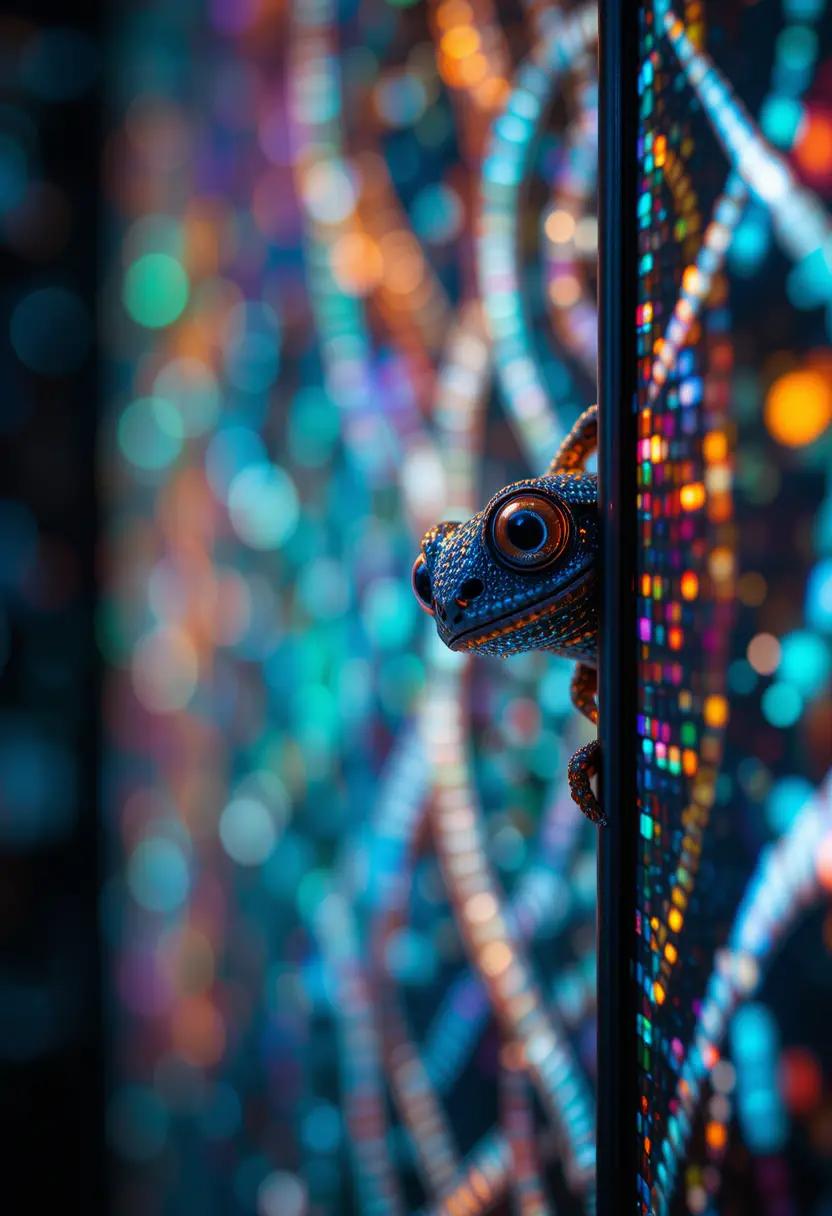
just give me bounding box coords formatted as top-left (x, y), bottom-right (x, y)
top-left (79, 0), bottom-right (107, 1206)
top-left (597, 0), bottom-right (639, 1212)
top-left (90, 7), bottom-right (108, 1210)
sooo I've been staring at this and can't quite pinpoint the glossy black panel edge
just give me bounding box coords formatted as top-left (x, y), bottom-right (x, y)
top-left (597, 1), bottom-right (639, 1212)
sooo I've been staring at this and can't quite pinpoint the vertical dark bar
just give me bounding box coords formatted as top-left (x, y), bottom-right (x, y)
top-left (597, 1), bottom-right (639, 1212)
top-left (0, 2), bottom-right (105, 1208)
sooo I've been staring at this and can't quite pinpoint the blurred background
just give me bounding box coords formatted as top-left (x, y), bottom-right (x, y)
top-left (0, 1), bottom-right (830, 1214)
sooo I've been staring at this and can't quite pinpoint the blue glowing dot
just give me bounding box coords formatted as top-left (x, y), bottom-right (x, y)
top-left (10, 286), bottom-right (91, 375)
top-left (376, 72), bottom-right (427, 128)
top-left (297, 558), bottom-right (348, 620)
top-left (227, 462), bottom-right (299, 550)
top-left (300, 1103), bottom-right (342, 1153)
top-left (540, 661), bottom-right (573, 715)
top-left (760, 681), bottom-right (803, 728)
top-left (226, 332), bottom-right (281, 394)
top-left (784, 0), bottom-right (824, 15)
top-left (731, 1004), bottom-right (787, 1154)
top-left (224, 302), bottom-right (281, 394)
top-left (377, 653), bottom-right (425, 715)
top-left (0, 716), bottom-right (76, 848)
top-left (219, 797), bottom-right (277, 866)
top-left (107, 1086), bottom-right (170, 1161)
top-left (128, 837), bottom-right (190, 913)
top-left (296, 869), bottom-right (331, 923)
top-left (728, 658), bottom-right (758, 695)
top-left (776, 24), bottom-right (818, 72)
top-left (118, 396), bottom-right (184, 471)
top-left (385, 928), bottom-right (436, 986)
top-left (806, 559), bottom-right (832, 632)
top-left (205, 424), bottom-right (268, 500)
top-left (411, 182), bottom-right (463, 244)
top-left (760, 96), bottom-right (803, 148)
top-left (263, 831), bottom-right (312, 898)
top-left (787, 245), bottom-right (832, 310)
top-left (728, 208), bottom-right (770, 277)
top-left (492, 823), bottom-right (527, 872)
top-left (766, 776), bottom-right (814, 834)
top-left (779, 630), bottom-right (830, 696)
top-left (362, 577), bottom-right (416, 649)
top-left (288, 388), bottom-right (341, 468)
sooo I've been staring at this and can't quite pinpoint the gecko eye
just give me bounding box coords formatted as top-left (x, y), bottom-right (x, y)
top-left (411, 555), bottom-right (435, 615)
top-left (490, 493), bottom-right (570, 570)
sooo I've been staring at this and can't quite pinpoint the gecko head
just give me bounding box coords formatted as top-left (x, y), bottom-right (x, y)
top-left (411, 472), bottom-right (599, 659)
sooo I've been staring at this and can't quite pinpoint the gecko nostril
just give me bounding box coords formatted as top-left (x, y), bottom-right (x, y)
top-left (455, 578), bottom-right (484, 607)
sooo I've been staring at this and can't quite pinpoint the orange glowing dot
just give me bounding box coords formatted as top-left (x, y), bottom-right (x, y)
top-left (669, 908), bottom-right (683, 933)
top-left (440, 25), bottom-right (480, 59)
top-left (479, 941), bottom-right (512, 977)
top-left (681, 571), bottom-right (699, 600)
top-left (330, 232), bottom-right (383, 296)
top-left (709, 546), bottom-right (735, 584)
top-left (456, 51), bottom-right (487, 86)
top-left (435, 0), bottom-right (473, 30)
top-left (475, 75), bottom-right (510, 109)
top-left (795, 110), bottom-right (832, 177)
top-left (817, 834), bottom-right (832, 891)
top-left (550, 275), bottom-right (581, 307)
top-left (703, 1044), bottom-right (719, 1069)
top-left (747, 631), bottom-right (781, 676)
top-left (545, 208), bottom-right (576, 243)
top-left (471, 1169), bottom-right (490, 1201)
top-left (765, 367), bottom-right (832, 447)
top-left (705, 1121), bottom-right (727, 1150)
top-left (668, 627), bottom-right (683, 651)
top-left (682, 264), bottom-right (701, 295)
top-left (704, 695), bottom-right (728, 729)
top-left (703, 430), bottom-right (728, 463)
top-left (682, 749), bottom-right (698, 777)
top-left (680, 481), bottom-right (706, 511)
top-left (665, 942), bottom-right (678, 964)
top-left (653, 982), bottom-right (666, 1005)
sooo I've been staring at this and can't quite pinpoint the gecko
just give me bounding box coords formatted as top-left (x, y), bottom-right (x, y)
top-left (411, 403), bottom-right (603, 825)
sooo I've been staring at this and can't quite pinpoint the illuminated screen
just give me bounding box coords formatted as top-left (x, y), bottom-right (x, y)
top-left (633, 3), bottom-right (832, 1213)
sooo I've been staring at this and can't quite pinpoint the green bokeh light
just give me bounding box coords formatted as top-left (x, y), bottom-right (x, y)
top-left (123, 252), bottom-right (190, 328)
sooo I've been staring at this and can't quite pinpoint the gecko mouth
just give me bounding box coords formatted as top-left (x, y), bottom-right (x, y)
top-left (445, 566), bottom-right (595, 652)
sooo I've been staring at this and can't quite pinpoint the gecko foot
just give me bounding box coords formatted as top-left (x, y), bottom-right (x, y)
top-left (567, 740), bottom-right (605, 826)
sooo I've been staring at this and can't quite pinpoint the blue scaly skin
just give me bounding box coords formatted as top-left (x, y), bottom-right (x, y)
top-left (412, 405), bottom-right (604, 824)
